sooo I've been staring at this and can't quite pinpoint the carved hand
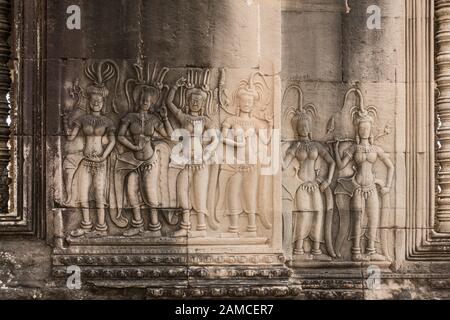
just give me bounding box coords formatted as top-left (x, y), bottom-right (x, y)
top-left (160, 106), bottom-right (168, 120)
top-left (380, 186), bottom-right (390, 195)
top-left (334, 140), bottom-right (340, 154)
top-left (176, 77), bottom-right (187, 88)
top-left (134, 135), bottom-right (146, 151)
top-left (320, 181), bottom-right (330, 192)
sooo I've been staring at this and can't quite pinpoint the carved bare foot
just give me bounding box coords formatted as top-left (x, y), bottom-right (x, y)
top-left (367, 252), bottom-right (386, 261)
top-left (242, 231), bottom-right (257, 238)
top-left (86, 230), bottom-right (108, 238)
top-left (172, 228), bottom-right (189, 237)
top-left (351, 253), bottom-right (370, 262)
top-left (141, 230), bottom-right (162, 238)
top-left (189, 230), bottom-right (207, 238)
top-left (70, 228), bottom-right (92, 238)
top-left (313, 253), bottom-right (333, 262)
top-left (123, 227), bottom-right (144, 237)
top-left (220, 232), bottom-right (239, 238)
top-left (293, 251), bottom-right (313, 261)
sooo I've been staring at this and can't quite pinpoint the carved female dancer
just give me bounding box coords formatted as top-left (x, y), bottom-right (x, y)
top-left (66, 62), bottom-right (118, 238)
top-left (166, 69), bottom-right (218, 238)
top-left (114, 65), bottom-right (173, 236)
top-left (282, 85), bottom-right (336, 260)
top-left (334, 87), bottom-right (394, 261)
top-left (219, 72), bottom-right (273, 238)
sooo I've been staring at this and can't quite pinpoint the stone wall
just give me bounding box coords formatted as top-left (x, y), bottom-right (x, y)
top-left (1, 0), bottom-right (450, 300)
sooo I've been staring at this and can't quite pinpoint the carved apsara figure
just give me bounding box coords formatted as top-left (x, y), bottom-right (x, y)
top-left (282, 85), bottom-right (336, 260)
top-left (111, 64), bottom-right (174, 237)
top-left (166, 69), bottom-right (219, 237)
top-left (217, 72), bottom-right (273, 238)
top-left (334, 87), bottom-right (395, 261)
top-left (65, 62), bottom-right (119, 238)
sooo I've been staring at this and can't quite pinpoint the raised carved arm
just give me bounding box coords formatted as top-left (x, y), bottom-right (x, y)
top-left (157, 105), bottom-right (174, 138)
top-left (166, 79), bottom-right (185, 123)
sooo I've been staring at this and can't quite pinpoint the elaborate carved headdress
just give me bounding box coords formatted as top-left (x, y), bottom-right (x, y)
top-left (283, 84), bottom-right (317, 138)
top-left (125, 62), bottom-right (169, 112)
top-left (231, 71), bottom-right (270, 116)
top-left (343, 86), bottom-right (378, 127)
top-left (179, 69), bottom-right (214, 116)
top-left (342, 85), bottom-right (378, 144)
top-left (84, 60), bottom-right (120, 113)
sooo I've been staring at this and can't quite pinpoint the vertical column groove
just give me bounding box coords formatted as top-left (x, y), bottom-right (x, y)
top-left (436, 0), bottom-right (450, 232)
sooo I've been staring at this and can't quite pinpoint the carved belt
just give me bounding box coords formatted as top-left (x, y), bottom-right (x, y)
top-left (82, 160), bottom-right (106, 175)
top-left (137, 157), bottom-right (158, 174)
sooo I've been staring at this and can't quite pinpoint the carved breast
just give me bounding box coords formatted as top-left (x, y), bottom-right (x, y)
top-left (296, 147), bottom-right (318, 162)
top-left (354, 150), bottom-right (377, 164)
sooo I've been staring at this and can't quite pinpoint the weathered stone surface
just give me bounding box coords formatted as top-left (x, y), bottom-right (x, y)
top-left (1, 0), bottom-right (450, 300)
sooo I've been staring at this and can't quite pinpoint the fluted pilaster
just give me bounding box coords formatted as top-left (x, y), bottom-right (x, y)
top-left (436, 0), bottom-right (450, 232)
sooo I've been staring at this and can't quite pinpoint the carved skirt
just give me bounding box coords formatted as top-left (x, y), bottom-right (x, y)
top-left (292, 181), bottom-right (324, 242)
top-left (293, 181), bottom-right (324, 212)
top-left (335, 177), bottom-right (380, 241)
top-left (75, 159), bottom-right (108, 206)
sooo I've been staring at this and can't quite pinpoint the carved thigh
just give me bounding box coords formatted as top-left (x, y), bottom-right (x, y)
top-left (295, 211), bottom-right (313, 241)
top-left (127, 171), bottom-right (140, 207)
top-left (227, 172), bottom-right (243, 214)
top-left (365, 192), bottom-right (380, 241)
top-left (93, 167), bottom-right (107, 206)
top-left (242, 169), bottom-right (258, 213)
top-left (192, 166), bottom-right (209, 214)
top-left (177, 168), bottom-right (190, 210)
top-left (77, 165), bottom-right (92, 204)
top-left (143, 167), bottom-right (159, 206)
top-left (311, 210), bottom-right (324, 243)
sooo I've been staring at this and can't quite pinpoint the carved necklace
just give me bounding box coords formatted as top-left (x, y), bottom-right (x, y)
top-left (296, 140), bottom-right (314, 152)
top-left (234, 117), bottom-right (256, 130)
top-left (355, 144), bottom-right (377, 153)
top-left (82, 114), bottom-right (109, 128)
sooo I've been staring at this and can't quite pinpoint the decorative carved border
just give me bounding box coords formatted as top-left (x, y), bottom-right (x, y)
top-left (0, 0), bottom-right (45, 236)
top-left (406, 0), bottom-right (450, 260)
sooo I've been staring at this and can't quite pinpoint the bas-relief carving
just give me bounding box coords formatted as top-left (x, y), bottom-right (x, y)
top-left (111, 63), bottom-right (173, 237)
top-left (166, 69), bottom-right (218, 238)
top-left (216, 72), bottom-right (273, 239)
top-left (333, 88), bottom-right (395, 262)
top-left (62, 61), bottom-right (120, 238)
top-left (282, 85), bottom-right (336, 262)
top-left (282, 84), bottom-right (395, 264)
top-left (55, 61), bottom-right (396, 279)
top-left (55, 61), bottom-right (277, 244)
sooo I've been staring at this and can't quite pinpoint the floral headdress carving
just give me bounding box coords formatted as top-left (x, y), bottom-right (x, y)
top-left (178, 69), bottom-right (214, 116)
top-left (341, 85), bottom-right (378, 144)
top-left (230, 71), bottom-right (270, 117)
top-left (84, 60), bottom-right (120, 113)
top-left (125, 62), bottom-right (169, 112)
top-left (343, 86), bottom-right (378, 127)
top-left (283, 84), bottom-right (317, 138)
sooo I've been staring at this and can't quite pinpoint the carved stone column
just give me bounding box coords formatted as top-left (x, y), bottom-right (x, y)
top-left (0, 0), bottom-right (10, 214)
top-left (436, 0), bottom-right (450, 232)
